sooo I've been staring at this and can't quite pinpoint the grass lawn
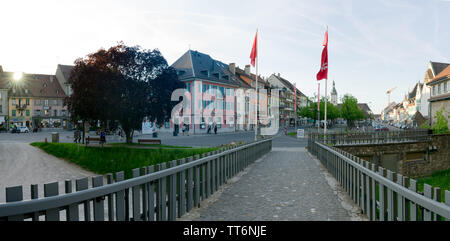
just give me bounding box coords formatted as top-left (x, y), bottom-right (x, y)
top-left (287, 132), bottom-right (296, 137)
top-left (108, 143), bottom-right (192, 148)
top-left (417, 168), bottom-right (450, 202)
top-left (31, 142), bottom-right (219, 179)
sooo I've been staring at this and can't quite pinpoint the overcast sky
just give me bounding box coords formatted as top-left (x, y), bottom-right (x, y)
top-left (1, 0), bottom-right (449, 114)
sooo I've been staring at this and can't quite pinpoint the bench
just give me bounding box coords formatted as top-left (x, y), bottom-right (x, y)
top-left (137, 139), bottom-right (161, 145)
top-left (86, 136), bottom-right (105, 146)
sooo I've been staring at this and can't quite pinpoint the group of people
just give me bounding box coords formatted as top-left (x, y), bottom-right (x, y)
top-left (74, 128), bottom-right (107, 144)
top-left (207, 123), bottom-right (218, 135)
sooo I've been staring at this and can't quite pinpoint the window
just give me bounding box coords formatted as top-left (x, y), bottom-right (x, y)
top-left (438, 83), bottom-right (441, 94)
top-left (26, 99), bottom-right (30, 105)
top-left (26, 110), bottom-right (30, 116)
top-left (44, 110), bottom-right (49, 116)
top-left (44, 100), bottom-right (49, 106)
top-left (35, 110), bottom-right (41, 116)
top-left (12, 110), bottom-right (16, 116)
top-left (0, 105), bottom-right (2, 113)
top-left (54, 110), bottom-right (57, 116)
top-left (12, 99), bottom-right (16, 105)
top-left (445, 81), bottom-right (448, 93)
top-left (0, 92), bottom-right (2, 99)
top-left (433, 86), bottom-right (436, 96)
top-left (198, 83), bottom-right (202, 93)
top-left (186, 83), bottom-right (191, 92)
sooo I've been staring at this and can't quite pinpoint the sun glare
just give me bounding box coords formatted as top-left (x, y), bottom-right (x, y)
top-left (13, 72), bottom-right (23, 81)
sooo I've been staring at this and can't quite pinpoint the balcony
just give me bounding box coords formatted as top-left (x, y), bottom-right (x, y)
top-left (15, 104), bottom-right (27, 110)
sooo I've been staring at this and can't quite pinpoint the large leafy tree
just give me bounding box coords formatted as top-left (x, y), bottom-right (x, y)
top-left (65, 43), bottom-right (183, 144)
top-left (340, 94), bottom-right (365, 128)
top-left (297, 97), bottom-right (340, 122)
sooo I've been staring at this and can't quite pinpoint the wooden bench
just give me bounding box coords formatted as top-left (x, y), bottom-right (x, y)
top-left (86, 136), bottom-right (104, 145)
top-left (137, 139), bottom-right (161, 145)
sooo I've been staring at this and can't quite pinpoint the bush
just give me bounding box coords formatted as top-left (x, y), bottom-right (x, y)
top-left (432, 107), bottom-right (449, 134)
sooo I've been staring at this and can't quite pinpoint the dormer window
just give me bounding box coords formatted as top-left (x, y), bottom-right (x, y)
top-left (222, 75), bottom-right (229, 80)
top-left (43, 83), bottom-right (47, 88)
top-left (213, 73), bottom-right (219, 78)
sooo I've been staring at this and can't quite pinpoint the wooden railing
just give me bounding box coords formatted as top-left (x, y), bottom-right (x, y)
top-left (0, 139), bottom-right (272, 221)
top-left (307, 138), bottom-right (450, 221)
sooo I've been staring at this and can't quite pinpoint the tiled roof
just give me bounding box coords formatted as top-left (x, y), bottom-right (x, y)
top-left (271, 74), bottom-right (306, 97)
top-left (430, 61), bottom-right (450, 76)
top-left (408, 82), bottom-right (421, 99)
top-left (171, 50), bottom-right (241, 87)
top-left (234, 67), bottom-right (265, 88)
top-left (428, 65), bottom-right (450, 85)
top-left (56, 64), bottom-right (74, 81)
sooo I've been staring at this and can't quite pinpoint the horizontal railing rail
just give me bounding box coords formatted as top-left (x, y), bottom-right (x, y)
top-left (310, 129), bottom-right (430, 146)
top-left (0, 138), bottom-right (272, 221)
top-left (307, 137), bottom-right (450, 221)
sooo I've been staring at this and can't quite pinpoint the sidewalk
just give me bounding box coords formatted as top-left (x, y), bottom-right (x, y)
top-left (179, 135), bottom-right (366, 221)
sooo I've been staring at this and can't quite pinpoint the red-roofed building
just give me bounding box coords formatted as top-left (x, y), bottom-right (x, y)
top-left (0, 66), bottom-right (70, 129)
top-left (428, 65), bottom-right (450, 129)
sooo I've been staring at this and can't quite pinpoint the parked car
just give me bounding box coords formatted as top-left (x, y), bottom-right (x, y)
top-left (375, 125), bottom-right (389, 131)
top-left (18, 126), bottom-right (30, 133)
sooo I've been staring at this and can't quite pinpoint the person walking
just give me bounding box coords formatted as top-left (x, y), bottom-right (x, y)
top-left (74, 129), bottom-right (79, 143)
top-left (214, 123), bottom-right (217, 135)
top-left (182, 124), bottom-right (186, 136)
top-left (100, 129), bottom-right (106, 147)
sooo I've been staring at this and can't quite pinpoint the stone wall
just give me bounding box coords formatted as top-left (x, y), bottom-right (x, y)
top-left (337, 134), bottom-right (450, 178)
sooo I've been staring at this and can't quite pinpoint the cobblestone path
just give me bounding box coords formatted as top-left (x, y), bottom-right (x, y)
top-left (179, 135), bottom-right (367, 221)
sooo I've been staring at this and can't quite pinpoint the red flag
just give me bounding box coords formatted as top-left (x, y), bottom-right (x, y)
top-left (316, 29), bottom-right (328, 81)
top-left (250, 32), bottom-right (257, 67)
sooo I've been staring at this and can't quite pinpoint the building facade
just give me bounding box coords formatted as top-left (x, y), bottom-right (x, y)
top-left (0, 68), bottom-right (69, 129)
top-left (267, 73), bottom-right (308, 127)
top-left (170, 50), bottom-right (241, 134)
top-left (428, 65), bottom-right (450, 129)
top-left (0, 67), bottom-right (9, 128)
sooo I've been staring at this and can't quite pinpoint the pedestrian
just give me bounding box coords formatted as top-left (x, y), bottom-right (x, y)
top-left (186, 124), bottom-right (189, 136)
top-left (214, 123), bottom-right (217, 135)
top-left (74, 129), bottom-right (79, 143)
top-left (207, 125), bottom-right (211, 134)
top-left (100, 129), bottom-right (106, 147)
top-left (182, 124), bottom-right (186, 136)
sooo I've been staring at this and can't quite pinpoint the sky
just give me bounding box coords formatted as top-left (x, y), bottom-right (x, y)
top-left (0, 0), bottom-right (449, 114)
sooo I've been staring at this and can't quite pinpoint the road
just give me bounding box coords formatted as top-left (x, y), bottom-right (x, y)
top-left (0, 128), bottom-right (291, 203)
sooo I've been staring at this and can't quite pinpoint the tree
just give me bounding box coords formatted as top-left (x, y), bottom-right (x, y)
top-left (65, 43), bottom-right (184, 144)
top-left (432, 107), bottom-right (448, 134)
top-left (340, 94), bottom-right (365, 128)
top-left (297, 97), bottom-right (340, 122)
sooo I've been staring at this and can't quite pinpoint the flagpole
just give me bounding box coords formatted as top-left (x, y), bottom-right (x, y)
top-left (294, 83), bottom-right (297, 132)
top-left (324, 26), bottom-right (328, 142)
top-left (254, 28), bottom-right (258, 141)
top-left (324, 77), bottom-right (327, 142)
top-left (317, 82), bottom-right (320, 134)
